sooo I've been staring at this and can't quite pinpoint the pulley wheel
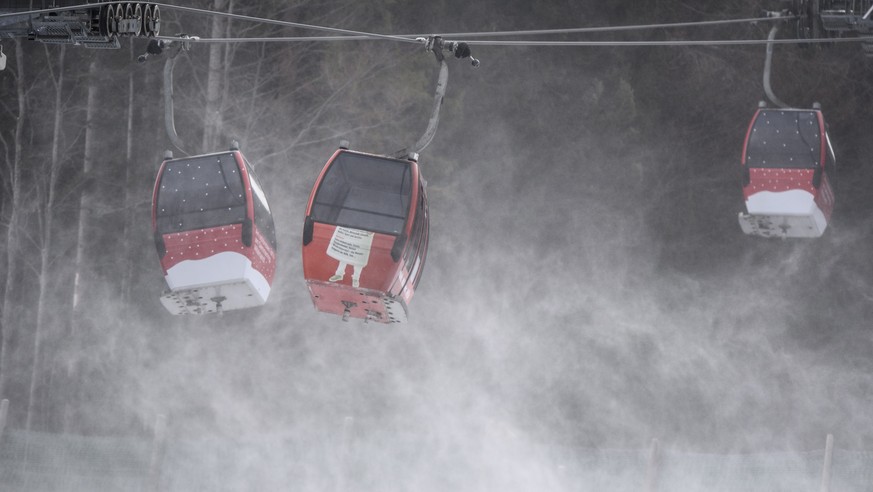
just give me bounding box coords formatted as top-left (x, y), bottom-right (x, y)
top-left (133, 3), bottom-right (143, 37)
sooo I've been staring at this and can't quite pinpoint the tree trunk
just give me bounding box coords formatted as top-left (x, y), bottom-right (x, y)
top-left (202, 0), bottom-right (229, 151)
top-left (120, 42), bottom-right (135, 303)
top-left (64, 59), bottom-right (101, 432)
top-left (26, 45), bottom-right (66, 432)
top-left (0, 40), bottom-right (27, 399)
top-left (72, 60), bottom-right (99, 314)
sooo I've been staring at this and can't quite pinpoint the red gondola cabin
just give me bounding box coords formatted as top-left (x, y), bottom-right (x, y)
top-left (152, 147), bottom-right (277, 314)
top-left (738, 104), bottom-right (836, 238)
top-left (302, 146), bottom-right (429, 323)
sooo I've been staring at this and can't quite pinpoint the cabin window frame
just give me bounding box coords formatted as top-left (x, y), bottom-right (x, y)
top-left (310, 152), bottom-right (414, 236)
top-left (155, 153), bottom-right (247, 234)
top-left (745, 110), bottom-right (823, 171)
top-left (407, 183), bottom-right (429, 291)
top-left (243, 157), bottom-right (278, 250)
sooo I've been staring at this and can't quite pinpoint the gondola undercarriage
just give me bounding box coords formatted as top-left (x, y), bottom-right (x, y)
top-left (738, 211), bottom-right (829, 238)
top-left (161, 281), bottom-right (265, 316)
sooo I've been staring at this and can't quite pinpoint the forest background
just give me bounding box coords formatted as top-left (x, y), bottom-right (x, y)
top-left (2, 0), bottom-right (873, 465)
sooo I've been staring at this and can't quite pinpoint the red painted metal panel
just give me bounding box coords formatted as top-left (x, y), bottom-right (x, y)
top-left (159, 224), bottom-right (276, 284)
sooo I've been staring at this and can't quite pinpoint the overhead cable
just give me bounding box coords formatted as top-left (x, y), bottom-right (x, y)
top-left (161, 35), bottom-right (873, 47)
top-left (151, 2), bottom-right (419, 44)
top-left (5, 3), bottom-right (866, 49)
top-left (0, 1), bottom-right (418, 44)
top-left (421, 16), bottom-right (792, 38)
top-left (157, 15), bottom-right (795, 44)
top-left (0, 1), bottom-right (116, 18)
top-left (460, 36), bottom-right (873, 47)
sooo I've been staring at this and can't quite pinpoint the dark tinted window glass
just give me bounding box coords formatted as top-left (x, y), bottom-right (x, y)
top-left (244, 159), bottom-right (277, 250)
top-left (156, 153), bottom-right (246, 233)
top-left (408, 184), bottom-right (429, 290)
top-left (310, 152), bottom-right (413, 235)
top-left (825, 140), bottom-right (836, 180)
top-left (746, 110), bottom-right (822, 169)
top-left (403, 185), bottom-right (426, 266)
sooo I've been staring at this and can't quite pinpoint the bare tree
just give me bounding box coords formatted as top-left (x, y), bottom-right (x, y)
top-left (201, 0), bottom-right (230, 152)
top-left (0, 40), bottom-right (28, 400)
top-left (71, 59), bottom-right (99, 318)
top-left (25, 44), bottom-right (68, 431)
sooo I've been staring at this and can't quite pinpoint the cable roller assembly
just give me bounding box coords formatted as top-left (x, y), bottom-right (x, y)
top-left (418, 36), bottom-right (480, 67)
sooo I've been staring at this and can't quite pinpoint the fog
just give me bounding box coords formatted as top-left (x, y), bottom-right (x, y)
top-left (3, 0), bottom-right (873, 490)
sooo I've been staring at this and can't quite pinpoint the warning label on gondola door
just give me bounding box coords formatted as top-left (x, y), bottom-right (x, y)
top-left (327, 227), bottom-right (374, 267)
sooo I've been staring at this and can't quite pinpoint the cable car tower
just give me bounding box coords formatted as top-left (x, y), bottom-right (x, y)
top-left (301, 37), bottom-right (477, 324)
